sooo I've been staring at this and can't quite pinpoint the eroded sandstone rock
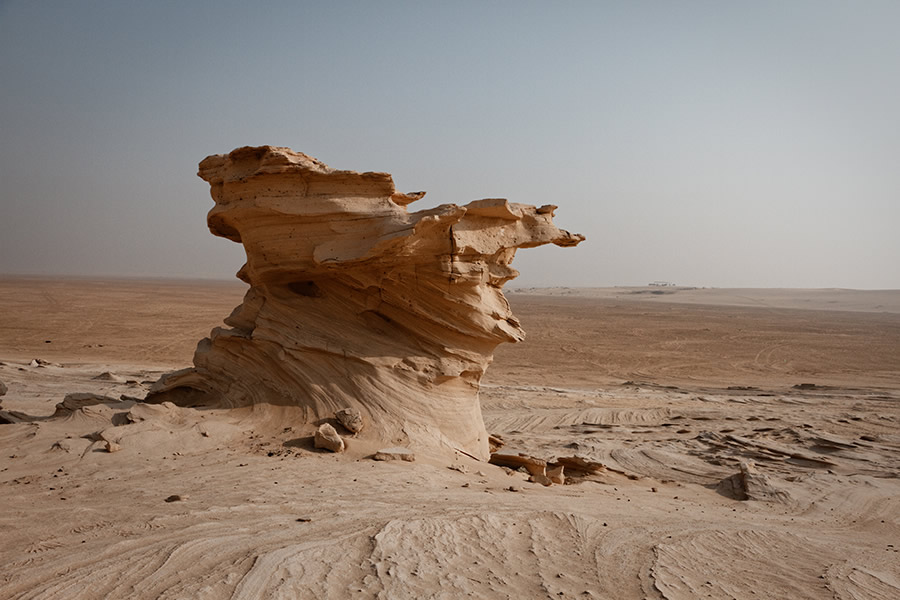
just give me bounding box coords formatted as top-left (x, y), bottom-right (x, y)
top-left (335, 408), bottom-right (364, 434)
top-left (489, 453), bottom-right (548, 476)
top-left (314, 423), bottom-right (345, 453)
top-left (546, 463), bottom-right (565, 485)
top-left (718, 460), bottom-right (792, 503)
top-left (146, 146), bottom-right (584, 458)
top-left (373, 447), bottom-right (416, 462)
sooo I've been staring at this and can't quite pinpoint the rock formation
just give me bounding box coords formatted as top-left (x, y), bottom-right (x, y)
top-left (147, 146), bottom-right (584, 458)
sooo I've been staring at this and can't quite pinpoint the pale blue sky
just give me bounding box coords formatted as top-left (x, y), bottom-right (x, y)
top-left (1, 1), bottom-right (898, 288)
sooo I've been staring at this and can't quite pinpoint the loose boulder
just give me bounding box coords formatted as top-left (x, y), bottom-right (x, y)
top-left (314, 423), bottom-right (345, 453)
top-left (335, 408), bottom-right (364, 434)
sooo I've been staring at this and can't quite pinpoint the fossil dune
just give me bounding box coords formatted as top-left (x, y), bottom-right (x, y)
top-left (147, 146), bottom-right (584, 458)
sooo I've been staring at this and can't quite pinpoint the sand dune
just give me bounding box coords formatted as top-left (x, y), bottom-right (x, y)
top-left (1, 279), bottom-right (899, 598)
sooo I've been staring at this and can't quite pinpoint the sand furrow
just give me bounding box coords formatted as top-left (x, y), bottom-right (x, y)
top-left (651, 529), bottom-right (843, 599)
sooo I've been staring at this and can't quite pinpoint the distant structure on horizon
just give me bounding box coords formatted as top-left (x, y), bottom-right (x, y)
top-left (649, 281), bottom-right (676, 287)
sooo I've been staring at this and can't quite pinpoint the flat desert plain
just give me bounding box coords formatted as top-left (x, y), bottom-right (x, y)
top-left (1, 278), bottom-right (899, 599)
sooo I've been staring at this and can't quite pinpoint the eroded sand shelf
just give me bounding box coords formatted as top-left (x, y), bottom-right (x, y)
top-left (146, 146), bottom-right (584, 458)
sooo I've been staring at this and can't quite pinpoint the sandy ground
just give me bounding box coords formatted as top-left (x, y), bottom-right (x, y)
top-left (1, 278), bottom-right (899, 599)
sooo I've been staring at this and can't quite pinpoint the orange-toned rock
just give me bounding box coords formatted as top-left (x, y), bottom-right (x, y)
top-left (146, 146), bottom-right (584, 458)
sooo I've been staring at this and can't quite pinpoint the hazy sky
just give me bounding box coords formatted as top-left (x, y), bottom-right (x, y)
top-left (1, 1), bottom-right (898, 288)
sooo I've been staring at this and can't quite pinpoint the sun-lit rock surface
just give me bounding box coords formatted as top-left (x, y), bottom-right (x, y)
top-left (146, 146), bottom-right (584, 457)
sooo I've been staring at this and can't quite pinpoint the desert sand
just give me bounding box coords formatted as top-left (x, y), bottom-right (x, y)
top-left (1, 277), bottom-right (898, 599)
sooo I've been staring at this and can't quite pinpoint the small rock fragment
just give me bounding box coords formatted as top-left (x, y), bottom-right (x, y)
top-left (529, 474), bottom-right (553, 486)
top-left (164, 495), bottom-right (183, 502)
top-left (105, 441), bottom-right (121, 453)
top-left (314, 424), bottom-right (345, 453)
top-left (546, 463), bottom-right (565, 485)
top-left (51, 440), bottom-right (74, 452)
top-left (335, 407), bottom-right (364, 434)
top-left (488, 434), bottom-right (505, 452)
top-left (373, 447), bottom-right (415, 462)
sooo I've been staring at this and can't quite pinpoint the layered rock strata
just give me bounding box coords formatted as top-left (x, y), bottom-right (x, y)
top-left (147, 146), bottom-right (584, 458)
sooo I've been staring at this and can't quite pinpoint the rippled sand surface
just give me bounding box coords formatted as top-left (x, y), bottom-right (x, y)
top-left (2, 279), bottom-right (898, 599)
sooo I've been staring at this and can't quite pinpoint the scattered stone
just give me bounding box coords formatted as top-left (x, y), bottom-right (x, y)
top-left (314, 423), bottom-right (345, 452)
top-left (529, 474), bottom-right (553, 486)
top-left (546, 463), bottom-right (565, 485)
top-left (488, 434), bottom-right (505, 452)
top-left (51, 440), bottom-right (74, 452)
top-left (105, 441), bottom-right (121, 453)
top-left (373, 447), bottom-right (415, 462)
top-left (506, 485), bottom-right (520, 492)
top-left (448, 463), bottom-right (469, 474)
top-left (295, 517), bottom-right (312, 522)
top-left (164, 495), bottom-right (183, 502)
top-left (335, 407), bottom-right (364, 434)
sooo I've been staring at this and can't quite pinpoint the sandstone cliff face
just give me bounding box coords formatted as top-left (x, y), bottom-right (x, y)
top-left (147, 146), bottom-right (584, 458)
